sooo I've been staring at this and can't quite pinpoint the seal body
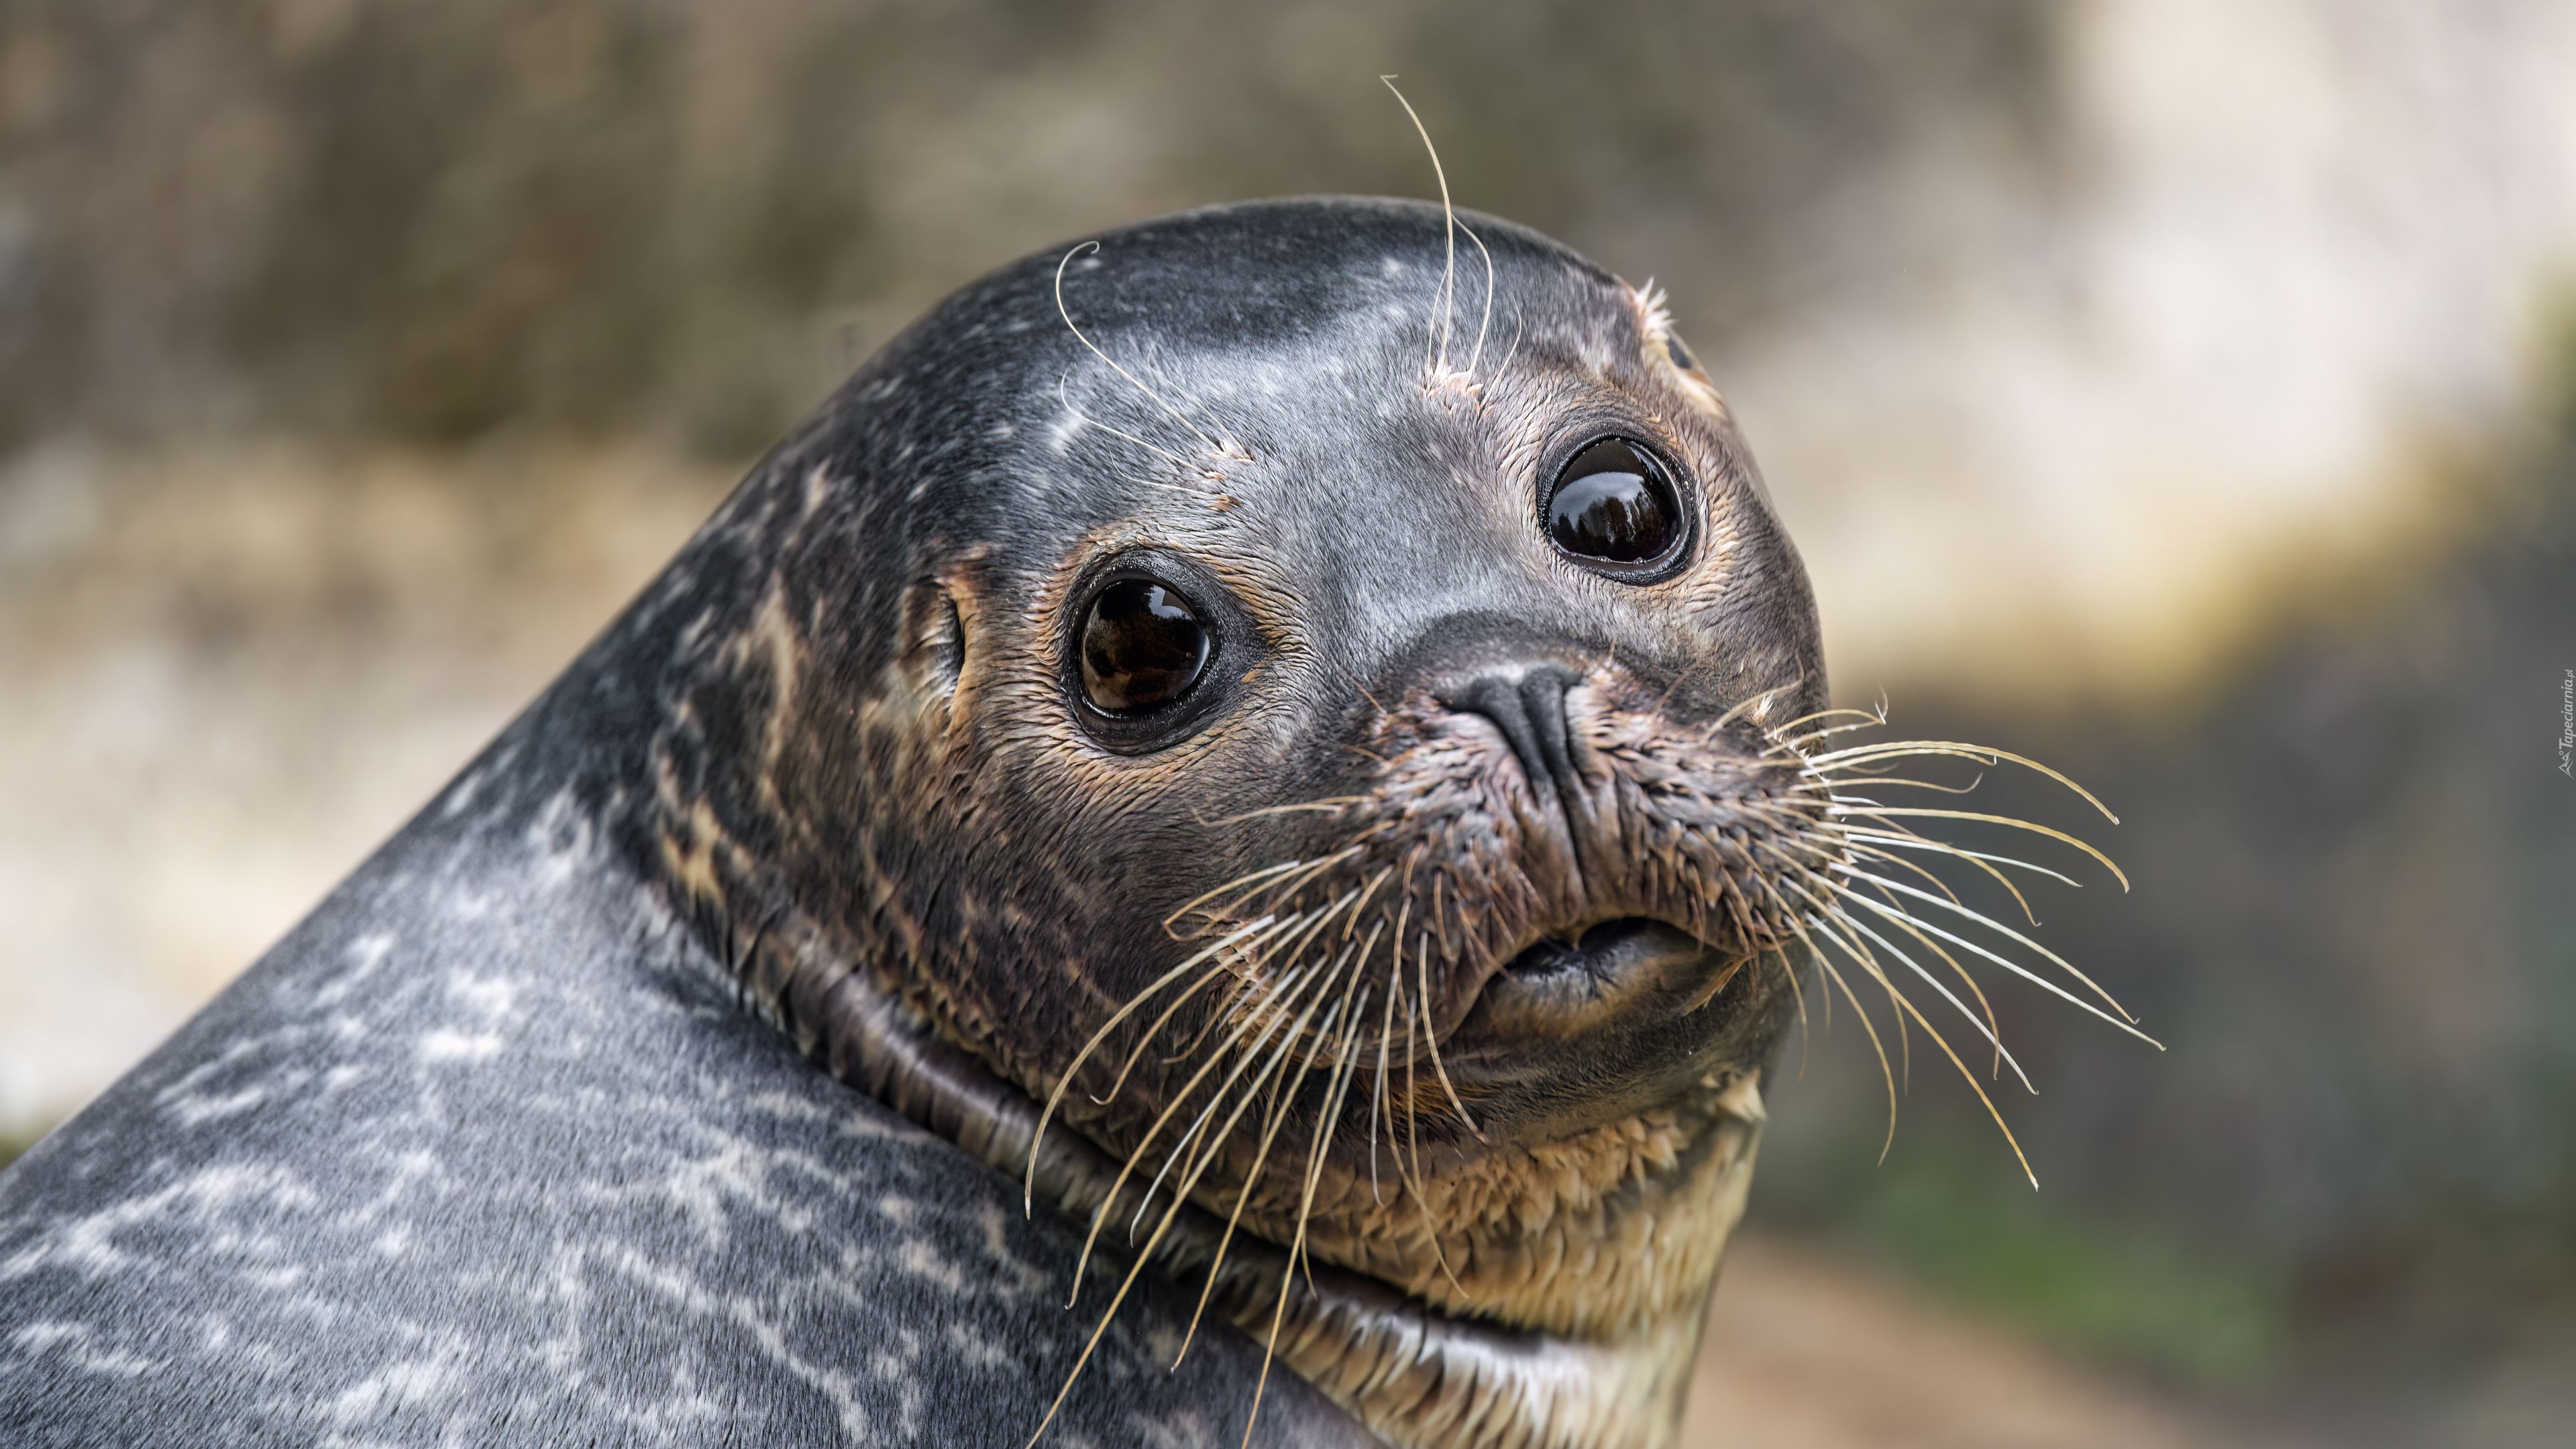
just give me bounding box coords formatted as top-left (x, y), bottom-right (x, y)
top-left (1, 197), bottom-right (1833, 1448)
top-left (0, 696), bottom-right (1366, 1446)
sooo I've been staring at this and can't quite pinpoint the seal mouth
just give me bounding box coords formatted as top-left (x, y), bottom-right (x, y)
top-left (1437, 914), bottom-right (1772, 1145)
top-left (1467, 917), bottom-right (1741, 1046)
top-left (1507, 916), bottom-right (1697, 977)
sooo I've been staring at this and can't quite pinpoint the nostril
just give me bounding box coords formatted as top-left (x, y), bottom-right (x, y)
top-left (1519, 667), bottom-right (1580, 787)
top-left (1440, 664), bottom-right (1582, 794)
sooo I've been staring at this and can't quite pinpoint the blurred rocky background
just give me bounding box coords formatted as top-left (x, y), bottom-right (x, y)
top-left (3, 1), bottom-right (2572, 1444)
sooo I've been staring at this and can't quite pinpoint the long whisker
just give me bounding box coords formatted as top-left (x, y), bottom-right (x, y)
top-left (1741, 867), bottom-right (1817, 1069)
top-left (1803, 913), bottom-right (1932, 1126)
top-left (1022, 978), bottom-right (1344, 1449)
top-left (1026, 915), bottom-right (1279, 1212)
top-left (1826, 805), bottom-right (2130, 890)
top-left (1343, 867), bottom-right (1396, 942)
top-left (1053, 374), bottom-right (1201, 473)
top-left (1415, 931), bottom-right (1481, 1140)
top-left (1840, 828), bottom-right (2084, 890)
top-left (1162, 857), bottom-right (1312, 932)
top-left (1381, 76), bottom-right (1458, 376)
top-left (1197, 798), bottom-right (1368, 827)
top-left (1839, 885), bottom-right (1915, 1087)
top-left (1162, 902), bottom-right (1336, 1065)
top-left (1801, 881), bottom-right (2034, 1094)
top-left (1764, 705), bottom-right (1892, 749)
top-left (1837, 847), bottom-right (2012, 1071)
top-left (1832, 869), bottom-right (2161, 1044)
top-left (1298, 984), bottom-right (1372, 1304)
top-left (1842, 839), bottom-right (1968, 908)
top-left (1246, 849), bottom-right (1372, 918)
top-left (1165, 888), bottom-right (1360, 1067)
top-left (1053, 243), bottom-right (1236, 462)
top-left (1805, 741), bottom-right (2118, 822)
top-left (1368, 924), bottom-right (1401, 1205)
top-left (1396, 976), bottom-right (1468, 1300)
top-left (1805, 908), bottom-right (2040, 1189)
top-left (1457, 218), bottom-right (1498, 380)
top-left (1173, 986), bottom-right (1352, 1368)
top-left (1770, 848), bottom-right (1914, 1086)
top-left (1184, 843), bottom-right (1371, 932)
top-left (1772, 946), bottom-right (1811, 1076)
top-left (1101, 913), bottom-right (1304, 1099)
top-left (1812, 773), bottom-right (1988, 798)
top-left (1074, 951), bottom-right (1336, 1303)
top-left (1802, 932), bottom-right (1898, 1161)
top-left (1122, 945), bottom-right (1345, 1248)
top-left (1840, 826), bottom-right (2043, 934)
top-left (1241, 981), bottom-right (1373, 1449)
top-left (1712, 680), bottom-right (1805, 737)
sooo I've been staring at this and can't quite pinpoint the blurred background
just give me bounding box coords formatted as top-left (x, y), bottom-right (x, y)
top-left (2, 1), bottom-right (2571, 1444)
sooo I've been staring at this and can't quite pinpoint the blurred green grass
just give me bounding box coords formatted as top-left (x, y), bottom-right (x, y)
top-left (1775, 1132), bottom-right (2290, 1387)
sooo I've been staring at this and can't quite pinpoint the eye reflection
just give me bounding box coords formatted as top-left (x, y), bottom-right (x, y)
top-left (1546, 437), bottom-right (1681, 567)
top-left (1079, 578), bottom-right (1211, 714)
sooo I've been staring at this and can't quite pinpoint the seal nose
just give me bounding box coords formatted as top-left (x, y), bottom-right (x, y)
top-left (1440, 663), bottom-right (1586, 806)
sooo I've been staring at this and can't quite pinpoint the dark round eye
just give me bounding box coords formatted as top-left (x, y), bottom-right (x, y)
top-left (1546, 437), bottom-right (1682, 567)
top-left (1080, 578), bottom-right (1212, 714)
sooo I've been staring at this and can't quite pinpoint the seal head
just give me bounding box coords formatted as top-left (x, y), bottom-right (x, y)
top-left (649, 197), bottom-right (1828, 1446)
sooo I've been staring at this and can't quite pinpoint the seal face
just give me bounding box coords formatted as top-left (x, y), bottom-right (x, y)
top-left (648, 198), bottom-right (1831, 1445)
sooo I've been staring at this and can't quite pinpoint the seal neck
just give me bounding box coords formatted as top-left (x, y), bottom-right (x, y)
top-left (678, 861), bottom-right (1755, 1449)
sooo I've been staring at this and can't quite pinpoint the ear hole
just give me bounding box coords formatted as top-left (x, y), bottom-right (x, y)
top-left (934, 590), bottom-right (965, 686)
top-left (900, 580), bottom-right (967, 697)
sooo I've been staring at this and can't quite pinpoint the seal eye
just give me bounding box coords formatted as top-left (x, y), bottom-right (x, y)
top-left (1546, 437), bottom-right (1683, 569)
top-left (1080, 578), bottom-right (1212, 714)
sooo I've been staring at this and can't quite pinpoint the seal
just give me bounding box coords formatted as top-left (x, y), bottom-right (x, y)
top-left (0, 197), bottom-right (2134, 1448)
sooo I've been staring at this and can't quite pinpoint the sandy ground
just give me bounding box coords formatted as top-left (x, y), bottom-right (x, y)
top-left (1685, 1235), bottom-right (2275, 1449)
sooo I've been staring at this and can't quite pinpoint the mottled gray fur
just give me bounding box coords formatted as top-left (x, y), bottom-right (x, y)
top-left (0, 713), bottom-right (1360, 1445)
